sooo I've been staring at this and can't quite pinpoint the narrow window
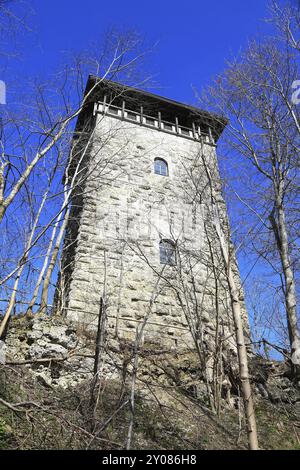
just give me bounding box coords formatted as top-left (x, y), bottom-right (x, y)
top-left (163, 123), bottom-right (173, 131)
top-left (145, 117), bottom-right (155, 126)
top-left (108, 106), bottom-right (119, 115)
top-left (180, 127), bottom-right (191, 136)
top-left (154, 158), bottom-right (168, 177)
top-left (159, 239), bottom-right (176, 266)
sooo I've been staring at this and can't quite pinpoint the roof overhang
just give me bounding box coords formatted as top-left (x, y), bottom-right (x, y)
top-left (82, 75), bottom-right (227, 142)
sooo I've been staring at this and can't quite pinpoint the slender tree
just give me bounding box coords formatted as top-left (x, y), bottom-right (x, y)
top-left (0, 29), bottom-right (151, 338)
top-left (204, 37), bottom-right (300, 371)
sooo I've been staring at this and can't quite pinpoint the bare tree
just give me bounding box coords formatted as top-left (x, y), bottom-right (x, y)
top-left (200, 151), bottom-right (259, 450)
top-left (203, 36), bottom-right (300, 372)
top-left (270, 0), bottom-right (300, 55)
top-left (0, 0), bottom-right (32, 58)
top-left (0, 30), bottom-right (151, 339)
top-left (120, 138), bottom-right (258, 449)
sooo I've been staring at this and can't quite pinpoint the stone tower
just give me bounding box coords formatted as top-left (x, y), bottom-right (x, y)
top-left (58, 76), bottom-right (247, 356)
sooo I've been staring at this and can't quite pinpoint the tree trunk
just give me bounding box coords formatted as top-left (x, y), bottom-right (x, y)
top-left (0, 204), bottom-right (5, 222)
top-left (213, 213), bottom-right (259, 450)
top-left (0, 185), bottom-right (50, 337)
top-left (270, 197), bottom-right (300, 369)
top-left (201, 152), bottom-right (259, 450)
top-left (39, 207), bottom-right (70, 315)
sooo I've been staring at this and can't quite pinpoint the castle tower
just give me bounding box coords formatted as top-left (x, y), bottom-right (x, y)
top-left (59, 76), bottom-right (247, 356)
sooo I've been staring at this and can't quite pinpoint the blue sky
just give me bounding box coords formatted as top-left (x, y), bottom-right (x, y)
top-left (10, 0), bottom-right (271, 105)
top-left (2, 1), bottom-right (286, 351)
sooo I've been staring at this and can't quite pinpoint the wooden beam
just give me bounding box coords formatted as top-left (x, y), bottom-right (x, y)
top-left (192, 122), bottom-right (196, 139)
top-left (197, 125), bottom-right (202, 141)
top-left (158, 111), bottom-right (162, 129)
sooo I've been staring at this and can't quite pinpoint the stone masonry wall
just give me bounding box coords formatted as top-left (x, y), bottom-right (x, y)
top-left (60, 111), bottom-right (248, 357)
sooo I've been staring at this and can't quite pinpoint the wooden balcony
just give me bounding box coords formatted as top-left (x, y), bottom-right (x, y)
top-left (93, 100), bottom-right (215, 145)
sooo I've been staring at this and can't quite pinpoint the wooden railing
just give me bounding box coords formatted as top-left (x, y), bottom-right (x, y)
top-left (93, 101), bottom-right (215, 144)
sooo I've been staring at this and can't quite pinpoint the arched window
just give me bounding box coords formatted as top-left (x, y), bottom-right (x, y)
top-left (154, 158), bottom-right (168, 176)
top-left (159, 239), bottom-right (176, 265)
